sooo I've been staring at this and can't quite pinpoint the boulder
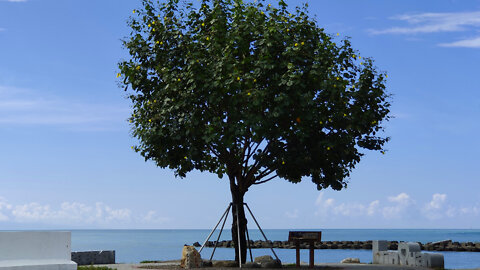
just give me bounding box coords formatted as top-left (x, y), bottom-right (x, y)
top-left (212, 260), bottom-right (238, 267)
top-left (243, 262), bottom-right (261, 268)
top-left (254, 255), bottom-right (273, 264)
top-left (254, 255), bottom-right (282, 268)
top-left (341, 258), bottom-right (360, 264)
top-left (180, 245), bottom-right (202, 269)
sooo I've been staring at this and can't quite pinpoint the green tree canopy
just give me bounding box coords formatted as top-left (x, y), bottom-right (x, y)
top-left (119, 0), bottom-right (390, 263)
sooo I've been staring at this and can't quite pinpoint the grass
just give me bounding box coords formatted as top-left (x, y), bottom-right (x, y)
top-left (140, 260), bottom-right (180, 264)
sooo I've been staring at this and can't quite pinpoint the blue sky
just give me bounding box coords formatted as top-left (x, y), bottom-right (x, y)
top-left (0, 0), bottom-right (479, 230)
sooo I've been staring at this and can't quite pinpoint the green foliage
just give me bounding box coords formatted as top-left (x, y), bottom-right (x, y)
top-left (140, 260), bottom-right (164, 263)
top-left (119, 0), bottom-right (390, 192)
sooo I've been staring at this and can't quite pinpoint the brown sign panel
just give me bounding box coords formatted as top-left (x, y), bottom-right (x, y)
top-left (288, 231), bottom-right (322, 242)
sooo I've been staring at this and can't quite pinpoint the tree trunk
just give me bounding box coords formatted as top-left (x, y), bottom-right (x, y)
top-left (231, 183), bottom-right (247, 265)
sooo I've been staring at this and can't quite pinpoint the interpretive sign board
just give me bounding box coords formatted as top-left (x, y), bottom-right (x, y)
top-left (288, 231), bottom-right (322, 242)
top-left (288, 231), bottom-right (322, 268)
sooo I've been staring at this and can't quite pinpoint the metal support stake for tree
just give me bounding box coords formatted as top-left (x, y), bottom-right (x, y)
top-left (245, 222), bottom-right (253, 262)
top-left (244, 203), bottom-right (279, 261)
top-left (199, 203), bottom-right (231, 254)
top-left (200, 202), bottom-right (278, 268)
top-left (209, 203), bottom-right (231, 261)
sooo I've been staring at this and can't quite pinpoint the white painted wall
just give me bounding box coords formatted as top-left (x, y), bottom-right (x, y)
top-left (0, 231), bottom-right (76, 270)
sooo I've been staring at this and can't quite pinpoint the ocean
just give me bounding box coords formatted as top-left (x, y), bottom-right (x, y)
top-left (70, 229), bottom-right (480, 269)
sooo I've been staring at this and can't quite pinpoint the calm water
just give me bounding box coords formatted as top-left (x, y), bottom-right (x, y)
top-left (69, 229), bottom-right (480, 269)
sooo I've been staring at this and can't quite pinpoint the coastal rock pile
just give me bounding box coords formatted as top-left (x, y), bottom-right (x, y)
top-left (196, 239), bottom-right (480, 252)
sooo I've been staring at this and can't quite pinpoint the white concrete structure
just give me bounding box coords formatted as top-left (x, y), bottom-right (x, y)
top-left (372, 240), bottom-right (444, 268)
top-left (0, 231), bottom-right (77, 270)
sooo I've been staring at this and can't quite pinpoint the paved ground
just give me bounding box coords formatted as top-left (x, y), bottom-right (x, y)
top-left (94, 262), bottom-right (446, 270)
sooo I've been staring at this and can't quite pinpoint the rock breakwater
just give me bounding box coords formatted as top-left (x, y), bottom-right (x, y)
top-left (194, 239), bottom-right (480, 252)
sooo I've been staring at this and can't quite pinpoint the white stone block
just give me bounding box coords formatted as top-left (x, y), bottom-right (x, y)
top-left (426, 253), bottom-right (444, 268)
top-left (372, 240), bottom-right (444, 268)
top-left (372, 240), bottom-right (389, 264)
top-left (398, 242), bottom-right (421, 266)
top-left (372, 240), bottom-right (388, 252)
top-left (0, 231), bottom-right (77, 270)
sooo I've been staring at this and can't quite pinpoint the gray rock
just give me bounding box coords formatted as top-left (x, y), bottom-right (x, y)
top-left (340, 257), bottom-right (360, 264)
top-left (213, 260), bottom-right (238, 267)
top-left (254, 255), bottom-right (273, 264)
top-left (254, 255), bottom-right (281, 268)
top-left (262, 259), bottom-right (282, 268)
top-left (243, 262), bottom-right (261, 268)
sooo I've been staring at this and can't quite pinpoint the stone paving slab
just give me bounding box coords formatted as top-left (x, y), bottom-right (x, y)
top-left (94, 262), bottom-right (440, 270)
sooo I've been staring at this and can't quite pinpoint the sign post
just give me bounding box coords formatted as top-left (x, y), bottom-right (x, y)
top-left (288, 231), bottom-right (322, 268)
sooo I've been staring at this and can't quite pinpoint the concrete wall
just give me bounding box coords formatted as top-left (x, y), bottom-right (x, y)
top-left (0, 231), bottom-right (77, 270)
top-left (71, 251), bottom-right (115, 265)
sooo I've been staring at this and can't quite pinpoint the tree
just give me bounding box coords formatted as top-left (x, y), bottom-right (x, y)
top-left (118, 0), bottom-right (390, 264)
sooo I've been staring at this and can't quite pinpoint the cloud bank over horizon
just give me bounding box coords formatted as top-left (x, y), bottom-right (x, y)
top-left (0, 196), bottom-right (171, 229)
top-left (313, 192), bottom-right (480, 228)
top-left (1, 192), bottom-right (479, 229)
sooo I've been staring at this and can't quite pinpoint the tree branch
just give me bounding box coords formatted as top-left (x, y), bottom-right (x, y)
top-left (256, 167), bottom-right (275, 180)
top-left (241, 134), bottom-right (252, 170)
top-left (206, 143), bottom-right (221, 158)
top-left (245, 139), bottom-right (262, 163)
top-left (244, 141), bottom-right (271, 186)
top-left (252, 174), bottom-right (278, 185)
top-left (242, 138), bottom-right (263, 178)
top-left (248, 141), bottom-right (270, 172)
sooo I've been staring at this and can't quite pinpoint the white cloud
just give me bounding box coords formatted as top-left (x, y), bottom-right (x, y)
top-left (426, 193), bottom-right (447, 210)
top-left (439, 37), bottom-right (480, 48)
top-left (388, 192), bottom-right (412, 205)
top-left (422, 193), bottom-right (480, 220)
top-left (367, 200), bottom-right (380, 216)
top-left (0, 86), bottom-right (129, 129)
top-left (315, 192), bottom-right (380, 218)
top-left (0, 198), bottom-right (11, 221)
top-left (316, 192), bottom-right (480, 224)
top-left (315, 192), bottom-right (423, 220)
top-left (370, 10), bottom-right (480, 48)
top-left (0, 196), bottom-right (170, 228)
top-left (381, 193), bottom-right (414, 219)
top-left (371, 11), bottom-right (480, 35)
top-left (459, 206), bottom-right (480, 215)
top-left (422, 193), bottom-right (447, 220)
top-left (315, 192), bottom-right (335, 216)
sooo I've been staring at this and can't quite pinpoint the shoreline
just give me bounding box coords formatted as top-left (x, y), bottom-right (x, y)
top-left (197, 240), bottom-right (480, 252)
